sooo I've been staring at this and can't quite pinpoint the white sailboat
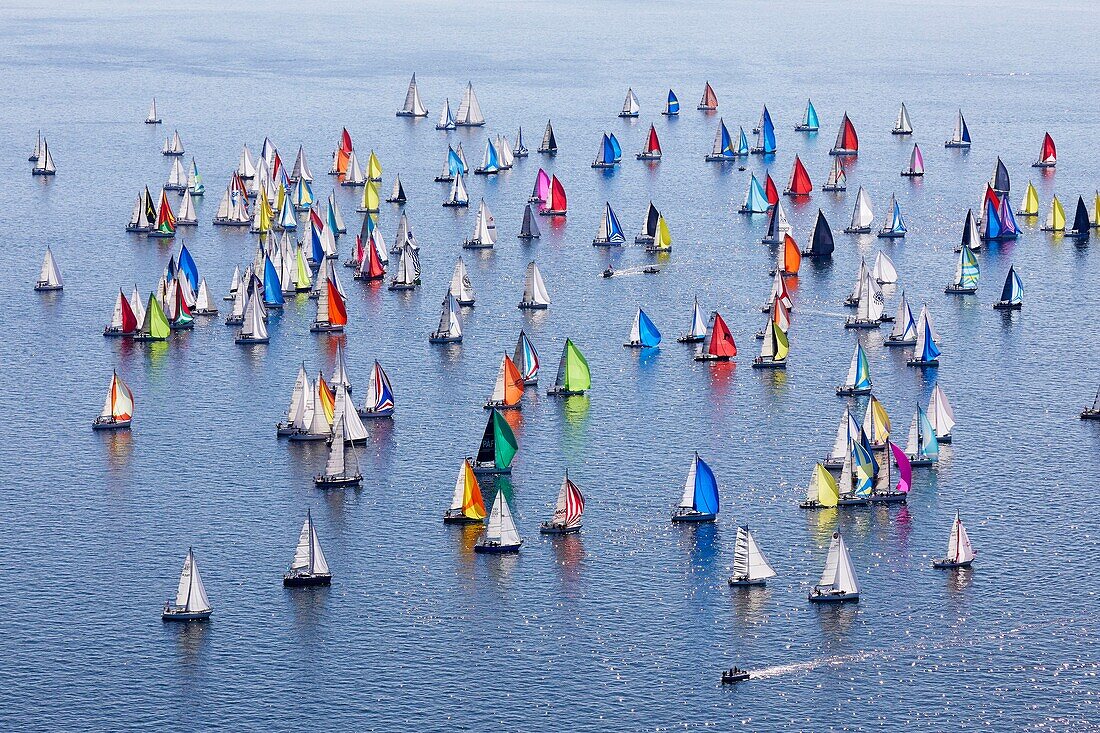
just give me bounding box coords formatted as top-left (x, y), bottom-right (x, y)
top-left (619, 87), bottom-right (641, 117)
top-left (162, 129), bottom-right (184, 156)
top-left (518, 261), bottom-right (551, 310)
top-left (277, 364), bottom-right (309, 437)
top-left (31, 137), bottom-right (56, 175)
top-left (35, 246), bottom-right (64, 291)
top-left (332, 383), bottom-right (368, 443)
top-left (455, 82), bottom-right (485, 127)
top-left (474, 489), bottom-right (522, 553)
top-left (927, 384), bottom-right (956, 443)
top-left (237, 144), bottom-right (257, 179)
top-left (891, 103), bottom-right (913, 135)
top-left (193, 278), bottom-right (217, 315)
top-left (165, 157), bottom-right (187, 191)
top-left (291, 145), bottom-right (313, 182)
top-left (872, 251), bottom-right (898, 284)
top-left (342, 150), bottom-right (366, 186)
top-left (162, 548), bottom-right (212, 621)
top-left (283, 510), bottom-right (332, 586)
top-left (315, 416), bottom-right (362, 488)
top-left (845, 186), bottom-right (874, 233)
top-left (540, 473), bottom-right (585, 534)
top-left (443, 172), bottom-right (469, 208)
top-left (677, 296), bottom-right (708, 343)
top-left (728, 526), bottom-right (777, 586)
top-left (808, 532), bottom-right (859, 602)
top-left (933, 512), bottom-right (976, 568)
top-left (396, 73), bottom-right (429, 117)
top-left (235, 289), bottom-right (269, 344)
top-left (885, 291), bottom-right (918, 346)
top-left (449, 257), bottom-right (476, 306)
top-left (176, 189), bottom-right (198, 226)
top-left (436, 98), bottom-right (456, 130)
top-left (463, 199), bottom-right (497, 249)
top-left (845, 269), bottom-right (885, 329)
top-left (145, 98), bottom-right (161, 124)
top-left (428, 292), bottom-right (463, 343)
top-left (388, 243), bottom-right (421, 290)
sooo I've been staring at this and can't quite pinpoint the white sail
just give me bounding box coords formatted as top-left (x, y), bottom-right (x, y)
top-left (818, 533), bottom-right (859, 595)
top-left (856, 271), bottom-right (884, 322)
top-left (893, 103), bottom-right (913, 134)
top-left (240, 290), bottom-right (268, 340)
top-left (435, 292), bottom-right (462, 338)
top-left (830, 409), bottom-right (855, 462)
top-left (291, 145), bottom-right (313, 181)
top-left (174, 549), bottom-right (211, 613)
top-left (38, 246), bottom-right (63, 288)
top-left (177, 189), bottom-right (197, 224)
top-left (195, 278), bottom-right (215, 312)
top-left (450, 258), bottom-right (476, 303)
top-left (522, 262), bottom-right (551, 306)
top-left (890, 292), bottom-right (916, 340)
top-left (401, 73), bottom-right (428, 116)
top-left (850, 187), bottom-right (873, 229)
top-left (947, 513), bottom-right (975, 564)
top-left (734, 527), bottom-right (777, 581)
top-left (285, 365), bottom-right (308, 423)
top-left (326, 417), bottom-right (348, 476)
top-left (436, 98), bottom-right (454, 129)
top-left (333, 384), bottom-right (368, 442)
top-left (448, 173), bottom-right (469, 205)
top-left (167, 158), bottom-right (187, 188)
top-left (238, 145), bottom-right (256, 178)
top-left (331, 343), bottom-right (352, 391)
top-left (145, 98), bottom-right (159, 123)
top-left (455, 82), bottom-right (485, 126)
top-left (872, 252), bottom-right (897, 284)
top-left (928, 385), bottom-right (956, 437)
top-left (393, 243), bottom-right (420, 286)
top-left (469, 199), bottom-right (497, 245)
top-left (344, 150), bottom-right (366, 184)
top-left (486, 490), bottom-right (521, 546)
top-left (679, 455), bottom-right (698, 509)
top-left (496, 134), bottom-right (515, 168)
top-left (622, 88), bottom-right (640, 115)
top-left (37, 138), bottom-right (56, 173)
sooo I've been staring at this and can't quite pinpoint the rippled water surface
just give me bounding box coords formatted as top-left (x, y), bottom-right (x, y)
top-left (1, 1), bottom-right (1098, 730)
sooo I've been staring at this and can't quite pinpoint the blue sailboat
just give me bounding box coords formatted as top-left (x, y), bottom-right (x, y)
top-left (739, 173), bottom-right (770, 214)
top-left (327, 194), bottom-right (345, 234)
top-left (672, 453), bottom-right (719, 522)
top-left (178, 244), bottom-right (200, 293)
top-left (663, 89), bottom-right (680, 116)
top-left (907, 307), bottom-right (941, 367)
top-left (705, 118), bottom-right (736, 162)
top-left (877, 194), bottom-right (907, 238)
top-left (981, 195), bottom-right (1020, 241)
top-left (625, 308), bottom-right (661, 348)
top-left (945, 245), bottom-right (980, 294)
top-left (608, 133), bottom-right (622, 161)
top-left (474, 138), bottom-right (500, 175)
top-left (593, 202), bottom-right (626, 245)
top-left (263, 257), bottom-right (285, 308)
top-left (796, 99), bottom-right (819, 132)
top-left (993, 265), bottom-right (1024, 309)
top-left (850, 438), bottom-right (874, 500)
top-left (905, 406), bottom-right (940, 466)
top-left (836, 343), bottom-right (872, 396)
top-left (734, 126), bottom-right (750, 156)
top-left (751, 106), bottom-right (777, 154)
top-left (592, 134), bottom-right (618, 169)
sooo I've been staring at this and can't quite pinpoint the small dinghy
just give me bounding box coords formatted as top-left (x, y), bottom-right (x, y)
top-left (945, 244), bottom-right (979, 294)
top-left (945, 109), bottom-right (971, 148)
top-left (145, 98), bottom-right (161, 124)
top-left (358, 361), bottom-right (395, 419)
top-left (513, 331), bottom-right (540, 385)
top-left (464, 199), bottom-right (497, 248)
top-left (455, 82), bottom-right (486, 127)
top-left (162, 129), bottom-right (185, 157)
top-left (1079, 386), bottom-right (1100, 420)
top-left (901, 144), bottom-right (924, 177)
top-left (884, 291), bottom-right (917, 346)
top-left (904, 406), bottom-right (939, 467)
top-left (546, 339), bottom-right (591, 396)
top-left (444, 460), bottom-right (487, 524)
top-left (933, 512), bottom-right (976, 568)
top-left (518, 204), bottom-right (541, 240)
top-left (539, 175), bottom-right (567, 216)
top-left (540, 473), bottom-right (585, 534)
top-left (484, 354), bottom-right (523, 410)
top-left (697, 81), bottom-right (718, 111)
top-left (721, 668), bottom-right (751, 685)
top-left (475, 488), bottom-right (522, 554)
top-left (809, 533), bottom-right (859, 603)
top-left (518, 261), bottom-right (551, 310)
top-left (829, 113), bottom-right (858, 156)
top-left (469, 409), bottom-right (519, 476)
top-left (728, 526), bottom-right (776, 586)
top-left (162, 548), bottom-right (212, 621)
top-left (836, 343), bottom-right (872, 396)
top-left (619, 87), bottom-right (640, 118)
top-left (537, 120), bottom-right (558, 155)
top-left (877, 194), bottom-right (907, 239)
top-left (795, 99), bottom-right (819, 131)
top-left (314, 417), bottom-right (362, 488)
top-left (636, 125), bottom-right (662, 160)
top-left (672, 452), bottom-right (719, 523)
top-left (396, 73), bottom-right (428, 117)
top-left (891, 103), bottom-right (913, 135)
top-left (593, 202), bottom-right (626, 246)
top-left (624, 308), bottom-right (661, 348)
top-left (694, 311), bottom-right (737, 361)
top-left (92, 371), bottom-right (134, 430)
top-left (35, 246), bottom-right (64, 291)
top-left (283, 510), bottom-right (332, 586)
top-left (906, 306), bottom-right (941, 367)
top-left (1032, 132), bottom-right (1057, 168)
top-left (677, 296), bottom-right (708, 343)
top-left (428, 292), bottom-right (463, 344)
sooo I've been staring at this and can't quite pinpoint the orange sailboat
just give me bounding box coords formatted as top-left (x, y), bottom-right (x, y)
top-left (92, 371), bottom-right (134, 430)
top-left (311, 278), bottom-right (348, 333)
top-left (485, 354), bottom-right (524, 410)
top-left (331, 127), bottom-right (353, 175)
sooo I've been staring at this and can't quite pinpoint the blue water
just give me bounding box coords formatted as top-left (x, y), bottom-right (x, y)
top-left (1, 1), bottom-right (1098, 730)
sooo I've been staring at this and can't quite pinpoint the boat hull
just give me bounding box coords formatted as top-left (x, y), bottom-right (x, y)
top-left (844, 227), bottom-right (871, 234)
top-left (546, 387), bottom-right (585, 397)
top-left (540, 523), bottom-right (581, 535)
top-left (443, 512), bottom-right (483, 525)
top-left (314, 474), bottom-right (363, 489)
top-left (932, 559), bottom-right (974, 569)
top-left (538, 209), bottom-right (566, 217)
top-left (694, 354), bottom-right (731, 362)
top-left (677, 335), bottom-right (705, 344)
top-left (809, 591), bottom-right (858, 603)
top-left (462, 241), bottom-right (493, 249)
top-left (945, 285), bottom-right (978, 294)
top-left (235, 336), bottom-right (269, 345)
top-left (92, 418), bottom-right (130, 431)
top-left (1080, 409), bottom-right (1100, 420)
top-left (672, 511), bottom-right (716, 523)
top-left (844, 318), bottom-right (881, 330)
top-left (428, 334), bottom-right (461, 344)
top-left (213, 218), bottom-right (250, 227)
top-left (162, 609), bottom-right (211, 621)
top-left (636, 153), bottom-right (662, 161)
top-left (907, 359), bottom-right (939, 367)
top-left (357, 407), bottom-right (394, 419)
top-left (877, 230), bottom-right (906, 239)
top-left (907, 456), bottom-right (936, 467)
top-left (901, 171), bottom-right (923, 177)
top-left (34, 284), bottom-right (63, 291)
top-left (474, 542), bottom-right (521, 554)
top-left (869, 492), bottom-right (907, 504)
top-left (287, 432), bottom-right (328, 442)
top-left (829, 149), bottom-right (857, 156)
top-left (518, 302), bottom-right (548, 310)
top-left (470, 462), bottom-right (510, 476)
top-left (884, 337), bottom-right (915, 347)
top-left (821, 184), bottom-right (846, 192)
top-left (836, 386), bottom-right (872, 396)
top-left (795, 125), bottom-right (818, 132)
top-left (442, 201), bottom-right (469, 208)
top-left (751, 358), bottom-right (786, 369)
top-left (728, 577), bottom-right (766, 587)
top-left (310, 323), bottom-right (344, 333)
top-left (484, 400), bottom-right (520, 410)
top-left (283, 572), bottom-right (332, 587)
top-left (944, 141), bottom-right (971, 148)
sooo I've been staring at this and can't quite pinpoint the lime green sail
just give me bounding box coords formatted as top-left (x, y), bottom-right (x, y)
top-left (137, 293), bottom-right (170, 340)
top-left (552, 338), bottom-right (592, 394)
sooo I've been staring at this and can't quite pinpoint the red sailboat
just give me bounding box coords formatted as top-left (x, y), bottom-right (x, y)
top-left (694, 311), bottom-right (737, 361)
top-left (104, 288), bottom-right (139, 336)
top-left (356, 233), bottom-right (386, 281)
top-left (784, 156), bottom-right (812, 196)
top-left (764, 173), bottom-right (779, 206)
top-left (540, 175), bottom-right (567, 216)
top-left (830, 113), bottom-right (859, 156)
top-left (1033, 132), bottom-right (1056, 168)
top-left (332, 127), bottom-right (353, 175)
top-left (698, 82), bottom-right (718, 111)
top-left (636, 125), bottom-right (662, 161)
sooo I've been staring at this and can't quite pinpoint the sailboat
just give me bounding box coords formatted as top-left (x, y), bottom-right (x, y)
top-left (1017, 181), bottom-right (1039, 217)
top-left (547, 339), bottom-right (591, 396)
top-left (877, 194), bottom-right (907, 238)
top-left (636, 125), bottom-right (662, 160)
top-left (927, 385), bottom-right (955, 442)
top-left (444, 460), bottom-right (487, 524)
top-left (872, 252), bottom-right (898, 285)
top-left (945, 244), bottom-right (980, 294)
top-left (945, 110), bottom-right (971, 148)
top-left (475, 138), bottom-right (500, 175)
top-left (697, 82), bottom-right (718, 111)
top-left (904, 405), bottom-right (939, 467)
top-left (592, 133), bottom-right (618, 169)
top-left (991, 265), bottom-right (1024, 310)
top-left (540, 473), bottom-right (585, 534)
top-left (845, 270), bottom-right (884, 329)
top-left (539, 175), bottom-right (567, 216)
top-left (144, 98), bottom-right (161, 124)
top-left (341, 151), bottom-right (365, 186)
top-left (28, 130), bottom-right (41, 162)
top-left (235, 289), bottom-right (269, 344)
top-left (485, 354), bottom-right (523, 409)
top-left (624, 308), bottom-right (661, 348)
top-left (513, 331), bottom-right (540, 385)
top-left (635, 202), bottom-right (660, 244)
top-left (518, 204), bottom-right (541, 240)
top-left (428, 291), bottom-right (463, 344)
top-left (396, 73), bottom-right (428, 117)
top-left (31, 136), bottom-right (56, 175)
top-left (436, 98), bottom-right (456, 130)
top-left (126, 188), bottom-right (155, 232)
top-left (92, 371), bottom-right (134, 430)
top-left (1032, 132), bottom-right (1057, 168)
top-left (1041, 194), bottom-right (1066, 232)
top-left (358, 361), bottom-right (395, 418)
top-left (728, 527), bottom-right (777, 586)
top-left (694, 311), bottom-right (737, 361)
top-left (844, 187), bottom-right (873, 233)
top-left (449, 257), bottom-right (476, 306)
top-left (386, 175), bottom-right (407, 204)
top-left (862, 395), bottom-right (891, 450)
top-left (528, 168), bottom-right (550, 203)
top-left (133, 293), bottom-right (170, 342)
top-left (475, 488), bottom-right (522, 554)
top-left (283, 510), bottom-right (332, 587)
top-left (186, 158), bottom-right (204, 196)
top-left (809, 533), bottom-right (859, 602)
top-left (310, 276), bottom-right (348, 333)
top-left (443, 172), bottom-right (469, 208)
top-left (162, 548), bottom-right (212, 621)
top-left (795, 99), bottom-right (819, 131)
top-left (619, 87), bottom-right (640, 118)
top-left (290, 145), bottom-right (313, 183)
top-left (761, 199), bottom-right (790, 243)
top-left (704, 118), bottom-right (736, 162)
top-left (774, 233), bottom-right (801, 276)
top-left (148, 189), bottom-right (177, 238)
top-left (663, 89), bottom-right (680, 116)
top-left (836, 343), bottom-right (872, 396)
top-left (884, 292), bottom-right (916, 346)
top-left (104, 288), bottom-right (139, 336)
top-left (162, 129), bottom-right (185, 156)
top-left (538, 120), bottom-right (558, 155)
top-left (388, 243), bottom-right (421, 290)
top-left (277, 365), bottom-right (309, 436)
top-left (463, 199), bottom-right (497, 249)
top-left (891, 103), bottom-right (913, 135)
top-left (176, 189), bottom-right (198, 226)
top-left (822, 157), bottom-right (846, 191)
top-left (672, 452), bottom-right (719, 522)
top-left (830, 113), bottom-right (859, 155)
top-left (1065, 196), bottom-right (1092, 240)
top-left (901, 144), bottom-right (924, 177)
top-left (469, 408), bottom-right (518, 475)
top-left (800, 461), bottom-right (844, 509)
top-left (752, 318), bottom-right (789, 369)
top-left (822, 408), bottom-right (859, 470)
top-left (980, 190), bottom-right (1020, 241)
top-left (513, 127), bottom-right (528, 157)
top-left (933, 512), bottom-right (977, 568)
top-left (784, 156), bottom-right (812, 196)
top-left (869, 440), bottom-right (911, 504)
top-left (518, 261), bottom-right (551, 310)
top-left (593, 202), bottom-right (626, 245)
top-left (34, 246), bottom-right (63, 291)
top-left (1080, 386), bottom-right (1100, 420)
top-left (906, 305), bottom-right (941, 367)
top-left (739, 173), bottom-right (770, 213)
top-left (455, 82), bottom-right (485, 127)
top-left (165, 157), bottom-right (187, 191)
top-left (751, 106), bottom-right (777, 154)
top-left (315, 417), bottom-right (363, 488)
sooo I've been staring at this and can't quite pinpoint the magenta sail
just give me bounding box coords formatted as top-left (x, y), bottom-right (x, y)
top-left (890, 441), bottom-right (912, 493)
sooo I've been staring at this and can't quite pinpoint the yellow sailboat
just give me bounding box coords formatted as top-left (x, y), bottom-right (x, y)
top-left (799, 463), bottom-right (839, 508)
top-left (1041, 193), bottom-right (1065, 232)
top-left (443, 459), bottom-right (487, 524)
top-left (646, 214), bottom-right (672, 253)
top-left (367, 150), bottom-right (382, 182)
top-left (1017, 181), bottom-right (1039, 217)
top-left (360, 180), bottom-right (380, 213)
top-left (252, 191), bottom-right (273, 233)
top-left (863, 395), bottom-right (891, 448)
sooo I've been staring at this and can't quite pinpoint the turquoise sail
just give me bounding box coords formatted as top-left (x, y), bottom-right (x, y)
top-left (805, 99), bottom-right (819, 130)
top-left (1000, 266), bottom-right (1023, 304)
top-left (743, 173), bottom-right (769, 213)
top-left (483, 139), bottom-right (500, 172)
top-left (918, 406), bottom-right (940, 460)
top-left (608, 133), bottom-right (622, 161)
top-left (693, 455), bottom-right (720, 514)
top-left (447, 146), bottom-right (463, 178)
top-left (278, 199), bottom-right (297, 230)
top-left (638, 309), bottom-right (661, 348)
top-left (887, 199), bottom-right (907, 234)
top-left (666, 89), bottom-right (680, 115)
top-left (854, 344), bottom-right (871, 390)
top-left (263, 257), bottom-right (284, 306)
top-left (720, 121), bottom-right (734, 157)
top-left (326, 196), bottom-right (342, 233)
top-left (736, 126), bottom-right (749, 156)
top-left (851, 439), bottom-right (874, 497)
top-left (959, 246), bottom-right (980, 288)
